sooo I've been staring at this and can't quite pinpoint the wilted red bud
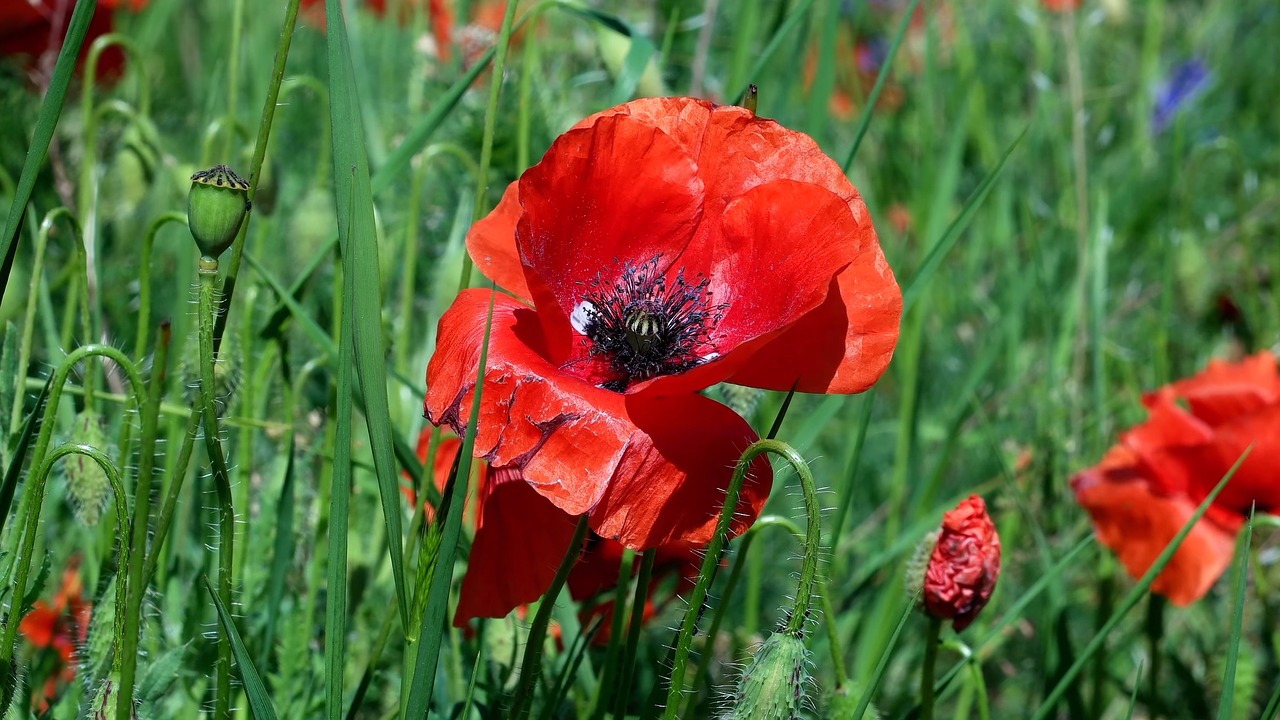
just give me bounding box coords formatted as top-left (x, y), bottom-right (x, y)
top-left (920, 495), bottom-right (1001, 631)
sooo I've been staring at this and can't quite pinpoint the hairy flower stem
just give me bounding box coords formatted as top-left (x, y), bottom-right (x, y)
top-left (920, 617), bottom-right (943, 720)
top-left (663, 439), bottom-right (819, 718)
top-left (614, 549), bottom-right (657, 718)
top-left (198, 256), bottom-right (236, 720)
top-left (116, 320), bottom-right (171, 718)
top-left (510, 515), bottom-right (592, 720)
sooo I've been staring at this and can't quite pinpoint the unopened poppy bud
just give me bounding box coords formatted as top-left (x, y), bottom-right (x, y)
top-left (912, 495), bottom-right (1001, 631)
top-left (187, 165), bottom-right (250, 258)
top-left (66, 410), bottom-right (111, 527)
top-left (725, 631), bottom-right (811, 720)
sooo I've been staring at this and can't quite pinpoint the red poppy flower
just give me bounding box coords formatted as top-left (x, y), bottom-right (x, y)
top-left (425, 97), bottom-right (899, 575)
top-left (19, 557), bottom-right (92, 711)
top-left (921, 495), bottom-right (1001, 631)
top-left (411, 429), bottom-right (707, 629)
top-left (1071, 352), bottom-right (1280, 605)
top-left (0, 0), bottom-right (146, 83)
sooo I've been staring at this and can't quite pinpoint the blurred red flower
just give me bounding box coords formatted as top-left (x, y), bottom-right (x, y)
top-left (921, 495), bottom-right (1001, 631)
top-left (1071, 352), bottom-right (1280, 605)
top-left (425, 97), bottom-right (899, 580)
top-left (1042, 0), bottom-right (1082, 11)
top-left (411, 431), bottom-right (704, 632)
top-left (0, 0), bottom-right (146, 83)
top-left (18, 557), bottom-right (92, 712)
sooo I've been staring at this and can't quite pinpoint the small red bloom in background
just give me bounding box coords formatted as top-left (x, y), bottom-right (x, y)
top-left (424, 96), bottom-right (900, 622)
top-left (19, 556), bottom-right (93, 712)
top-left (920, 495), bottom-right (1001, 631)
top-left (411, 429), bottom-right (704, 633)
top-left (1071, 352), bottom-right (1280, 605)
top-left (0, 0), bottom-right (147, 83)
top-left (1042, 0), bottom-right (1082, 12)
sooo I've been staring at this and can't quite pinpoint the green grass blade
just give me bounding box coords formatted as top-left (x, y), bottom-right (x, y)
top-left (1217, 508), bottom-right (1254, 720)
top-left (1030, 451), bottom-right (1253, 720)
top-left (0, 0), bottom-right (96, 307)
top-left (852, 593), bottom-right (916, 720)
top-left (260, 353), bottom-right (298, 668)
top-left (325, 0), bottom-right (408, 627)
top-left (902, 125), bottom-right (1028, 314)
top-left (204, 576), bottom-right (280, 720)
top-left (325, 312), bottom-right (356, 720)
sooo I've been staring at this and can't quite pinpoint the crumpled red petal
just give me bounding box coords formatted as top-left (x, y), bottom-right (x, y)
top-left (425, 289), bottom-right (632, 516)
top-left (1071, 447), bottom-right (1240, 606)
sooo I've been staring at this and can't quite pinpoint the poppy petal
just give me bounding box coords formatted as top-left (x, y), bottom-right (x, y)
top-left (425, 289), bottom-right (633, 516)
top-left (590, 393), bottom-right (771, 548)
top-left (635, 180), bottom-right (881, 395)
top-left (455, 467), bottom-right (582, 623)
top-left (1071, 449), bottom-right (1238, 606)
top-left (1165, 352), bottom-right (1280, 426)
top-left (723, 251), bottom-right (902, 394)
top-left (515, 113), bottom-right (704, 361)
top-left (18, 603), bottom-right (59, 648)
top-left (466, 181), bottom-right (531, 301)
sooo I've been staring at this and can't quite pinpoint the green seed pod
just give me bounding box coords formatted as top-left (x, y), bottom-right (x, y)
top-left (187, 165), bottom-right (250, 259)
top-left (724, 631), bottom-right (811, 720)
top-left (66, 410), bottom-right (112, 526)
top-left (83, 577), bottom-right (117, 679)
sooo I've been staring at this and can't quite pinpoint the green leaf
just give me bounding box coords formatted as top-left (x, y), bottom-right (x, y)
top-left (325, 0), bottom-right (408, 631)
top-left (204, 576), bottom-right (279, 720)
top-left (0, 378), bottom-right (50, 539)
top-left (1218, 508), bottom-right (1254, 720)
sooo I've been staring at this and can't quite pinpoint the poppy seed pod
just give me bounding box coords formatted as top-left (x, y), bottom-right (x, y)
top-left (66, 411), bottom-right (111, 527)
top-left (725, 631), bottom-right (811, 720)
top-left (915, 495), bottom-right (1001, 631)
top-left (187, 165), bottom-right (250, 258)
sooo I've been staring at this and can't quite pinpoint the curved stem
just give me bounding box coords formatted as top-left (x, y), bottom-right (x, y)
top-left (510, 514), bottom-right (591, 720)
top-left (135, 212), bottom-right (187, 360)
top-left (0, 343), bottom-right (144, 662)
top-left (198, 257), bottom-right (236, 720)
top-left (786, 444), bottom-right (822, 636)
top-left (663, 439), bottom-right (816, 718)
top-left (11, 209), bottom-right (80, 437)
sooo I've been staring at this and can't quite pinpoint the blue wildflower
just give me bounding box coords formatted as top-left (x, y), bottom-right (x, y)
top-left (1152, 59), bottom-right (1211, 134)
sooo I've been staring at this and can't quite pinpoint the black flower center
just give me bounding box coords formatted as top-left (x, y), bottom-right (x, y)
top-left (578, 256), bottom-right (721, 392)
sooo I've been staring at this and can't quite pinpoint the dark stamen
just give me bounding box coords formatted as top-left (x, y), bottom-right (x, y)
top-left (579, 256), bottom-right (721, 392)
